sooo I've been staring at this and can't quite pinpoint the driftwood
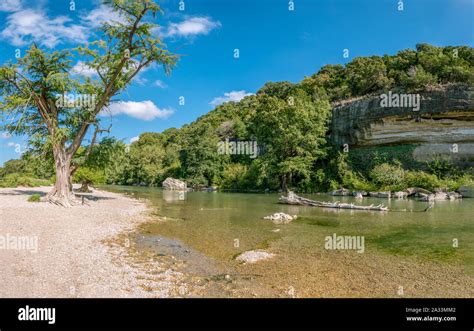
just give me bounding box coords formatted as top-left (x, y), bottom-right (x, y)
top-left (279, 192), bottom-right (389, 212)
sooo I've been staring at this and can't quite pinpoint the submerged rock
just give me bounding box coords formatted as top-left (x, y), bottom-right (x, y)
top-left (162, 177), bottom-right (187, 190)
top-left (263, 212), bottom-right (297, 224)
top-left (236, 250), bottom-right (275, 264)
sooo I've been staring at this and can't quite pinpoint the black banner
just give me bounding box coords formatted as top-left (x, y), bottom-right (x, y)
top-left (0, 298), bottom-right (472, 330)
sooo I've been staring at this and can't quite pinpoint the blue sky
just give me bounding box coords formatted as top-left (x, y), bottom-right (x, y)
top-left (0, 0), bottom-right (473, 165)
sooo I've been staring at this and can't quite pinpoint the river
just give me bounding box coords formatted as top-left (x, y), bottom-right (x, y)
top-left (103, 186), bottom-right (474, 298)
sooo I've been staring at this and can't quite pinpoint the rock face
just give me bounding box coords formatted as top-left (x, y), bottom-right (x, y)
top-left (264, 212), bottom-right (296, 224)
top-left (236, 250), bottom-right (275, 264)
top-left (162, 177), bottom-right (187, 190)
top-left (331, 84), bottom-right (474, 164)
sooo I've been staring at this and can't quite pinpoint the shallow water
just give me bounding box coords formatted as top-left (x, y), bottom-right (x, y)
top-left (104, 186), bottom-right (474, 297)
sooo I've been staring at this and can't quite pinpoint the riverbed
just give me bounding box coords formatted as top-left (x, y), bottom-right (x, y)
top-left (104, 186), bottom-right (474, 298)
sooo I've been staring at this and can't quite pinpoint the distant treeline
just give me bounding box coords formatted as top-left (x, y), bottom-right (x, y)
top-left (2, 44), bottom-right (473, 192)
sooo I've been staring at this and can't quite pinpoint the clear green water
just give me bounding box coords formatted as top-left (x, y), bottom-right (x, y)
top-left (103, 186), bottom-right (474, 296)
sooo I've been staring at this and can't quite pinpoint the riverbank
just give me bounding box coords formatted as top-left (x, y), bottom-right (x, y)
top-left (0, 186), bottom-right (185, 297)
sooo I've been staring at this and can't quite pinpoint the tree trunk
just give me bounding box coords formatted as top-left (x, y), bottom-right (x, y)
top-left (46, 145), bottom-right (77, 207)
top-left (281, 174), bottom-right (287, 192)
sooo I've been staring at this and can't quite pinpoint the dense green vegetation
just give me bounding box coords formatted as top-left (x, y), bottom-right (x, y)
top-left (1, 44), bottom-right (473, 192)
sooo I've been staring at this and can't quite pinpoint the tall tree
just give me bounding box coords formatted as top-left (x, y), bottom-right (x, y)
top-left (0, 0), bottom-right (177, 206)
top-left (250, 89), bottom-right (331, 191)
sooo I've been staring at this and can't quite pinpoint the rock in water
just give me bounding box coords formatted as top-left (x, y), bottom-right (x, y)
top-left (162, 177), bottom-right (187, 190)
top-left (369, 191), bottom-right (391, 198)
top-left (331, 188), bottom-right (351, 196)
top-left (354, 191), bottom-right (364, 199)
top-left (236, 250), bottom-right (275, 264)
top-left (263, 212), bottom-right (296, 224)
top-left (394, 191), bottom-right (408, 199)
top-left (447, 191), bottom-right (462, 200)
top-left (458, 185), bottom-right (474, 198)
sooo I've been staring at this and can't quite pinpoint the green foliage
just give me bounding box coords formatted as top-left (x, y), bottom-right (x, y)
top-left (301, 44), bottom-right (473, 102)
top-left (403, 171), bottom-right (440, 191)
top-left (0, 0), bottom-right (178, 200)
top-left (426, 157), bottom-right (452, 179)
top-left (28, 194), bottom-right (41, 202)
top-left (370, 162), bottom-right (406, 190)
top-left (347, 145), bottom-right (423, 177)
top-left (3, 43), bottom-right (472, 194)
top-left (219, 163), bottom-right (250, 189)
top-left (73, 167), bottom-right (105, 186)
top-left (0, 173), bottom-right (51, 188)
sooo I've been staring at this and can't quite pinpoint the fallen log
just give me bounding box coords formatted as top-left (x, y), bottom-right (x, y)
top-left (279, 192), bottom-right (389, 211)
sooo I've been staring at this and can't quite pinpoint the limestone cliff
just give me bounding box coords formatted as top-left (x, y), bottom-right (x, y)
top-left (330, 84), bottom-right (474, 162)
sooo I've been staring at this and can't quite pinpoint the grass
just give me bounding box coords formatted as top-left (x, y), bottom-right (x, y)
top-left (27, 194), bottom-right (42, 202)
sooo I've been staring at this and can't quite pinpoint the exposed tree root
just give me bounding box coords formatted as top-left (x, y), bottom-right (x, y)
top-left (46, 189), bottom-right (81, 208)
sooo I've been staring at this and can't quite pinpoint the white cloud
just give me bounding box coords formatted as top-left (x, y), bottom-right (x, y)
top-left (161, 16), bottom-right (221, 38)
top-left (7, 142), bottom-right (16, 147)
top-left (210, 90), bottom-right (254, 106)
top-left (102, 101), bottom-right (174, 121)
top-left (71, 61), bottom-right (97, 78)
top-left (130, 136), bottom-right (139, 143)
top-left (1, 132), bottom-right (12, 139)
top-left (0, 0), bottom-right (21, 12)
top-left (1, 9), bottom-right (88, 48)
top-left (153, 80), bottom-right (167, 88)
top-left (81, 4), bottom-right (127, 28)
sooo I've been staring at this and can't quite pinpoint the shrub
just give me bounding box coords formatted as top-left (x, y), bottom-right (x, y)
top-left (219, 163), bottom-right (249, 189)
top-left (0, 173), bottom-right (51, 188)
top-left (370, 163), bottom-right (406, 190)
top-left (404, 171), bottom-right (440, 191)
top-left (73, 167), bottom-right (106, 192)
top-left (27, 194), bottom-right (41, 202)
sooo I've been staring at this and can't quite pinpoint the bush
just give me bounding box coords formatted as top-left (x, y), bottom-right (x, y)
top-left (219, 163), bottom-right (249, 189)
top-left (73, 167), bottom-right (106, 191)
top-left (370, 163), bottom-right (406, 190)
top-left (404, 171), bottom-right (440, 191)
top-left (27, 194), bottom-right (41, 202)
top-left (0, 173), bottom-right (51, 188)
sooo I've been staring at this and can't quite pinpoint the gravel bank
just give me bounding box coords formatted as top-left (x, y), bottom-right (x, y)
top-left (0, 186), bottom-right (184, 298)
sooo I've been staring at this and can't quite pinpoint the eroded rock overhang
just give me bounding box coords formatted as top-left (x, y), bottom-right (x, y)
top-left (330, 84), bottom-right (474, 162)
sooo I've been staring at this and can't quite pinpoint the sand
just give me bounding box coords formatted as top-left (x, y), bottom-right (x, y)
top-left (0, 186), bottom-right (184, 298)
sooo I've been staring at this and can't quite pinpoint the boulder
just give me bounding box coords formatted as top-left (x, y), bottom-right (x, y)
top-left (434, 192), bottom-right (448, 200)
top-left (331, 188), bottom-right (351, 196)
top-left (406, 187), bottom-right (433, 197)
top-left (458, 185), bottom-right (474, 198)
top-left (418, 193), bottom-right (433, 201)
top-left (354, 192), bottom-right (364, 199)
top-left (369, 191), bottom-right (391, 198)
top-left (447, 191), bottom-right (462, 200)
top-left (419, 192), bottom-right (450, 201)
top-left (236, 250), bottom-right (275, 264)
top-left (394, 191), bottom-right (408, 199)
top-left (162, 177), bottom-right (187, 190)
top-left (263, 212), bottom-right (296, 224)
